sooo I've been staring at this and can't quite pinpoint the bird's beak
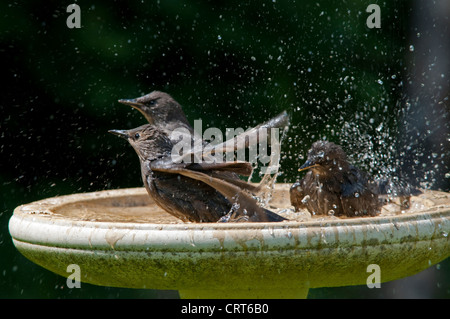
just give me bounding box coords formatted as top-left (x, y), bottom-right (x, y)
top-left (108, 129), bottom-right (129, 139)
top-left (118, 98), bottom-right (144, 110)
top-left (298, 160), bottom-right (320, 172)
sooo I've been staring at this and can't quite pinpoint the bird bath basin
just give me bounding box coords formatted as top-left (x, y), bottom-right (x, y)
top-left (8, 184), bottom-right (450, 298)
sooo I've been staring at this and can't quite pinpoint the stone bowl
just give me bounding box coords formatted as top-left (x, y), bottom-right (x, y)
top-left (8, 184), bottom-right (450, 298)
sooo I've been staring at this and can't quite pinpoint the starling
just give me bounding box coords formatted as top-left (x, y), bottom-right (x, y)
top-left (290, 141), bottom-right (381, 217)
top-left (109, 124), bottom-right (287, 223)
top-left (118, 91), bottom-right (192, 133)
top-left (118, 91), bottom-right (196, 145)
top-left (118, 90), bottom-right (289, 149)
top-left (119, 90), bottom-right (290, 196)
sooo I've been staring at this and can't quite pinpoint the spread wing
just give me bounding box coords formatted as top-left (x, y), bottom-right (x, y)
top-left (173, 111), bottom-right (290, 163)
top-left (340, 166), bottom-right (372, 198)
top-left (150, 160), bottom-right (286, 222)
top-left (151, 156), bottom-right (253, 175)
top-left (152, 111), bottom-right (290, 204)
top-left (205, 110), bottom-right (290, 156)
top-left (151, 156), bottom-right (259, 193)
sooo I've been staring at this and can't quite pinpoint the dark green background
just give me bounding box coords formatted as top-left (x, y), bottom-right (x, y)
top-left (1, 0), bottom-right (448, 298)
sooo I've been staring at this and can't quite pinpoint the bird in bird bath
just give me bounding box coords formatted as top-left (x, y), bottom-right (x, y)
top-left (7, 93), bottom-right (449, 298)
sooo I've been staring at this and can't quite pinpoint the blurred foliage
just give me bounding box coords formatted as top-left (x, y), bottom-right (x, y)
top-left (0, 0), bottom-right (448, 298)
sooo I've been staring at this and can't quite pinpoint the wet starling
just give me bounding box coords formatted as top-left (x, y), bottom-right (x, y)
top-left (119, 90), bottom-right (290, 196)
top-left (109, 124), bottom-right (286, 223)
top-left (118, 91), bottom-right (196, 144)
top-left (290, 141), bottom-right (381, 217)
top-left (118, 90), bottom-right (289, 148)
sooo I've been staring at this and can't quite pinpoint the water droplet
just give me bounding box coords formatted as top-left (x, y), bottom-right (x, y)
top-left (376, 123), bottom-right (384, 132)
top-left (377, 79), bottom-right (383, 85)
top-left (217, 35), bottom-right (222, 40)
top-left (409, 45), bottom-right (415, 52)
top-left (301, 195), bottom-right (310, 204)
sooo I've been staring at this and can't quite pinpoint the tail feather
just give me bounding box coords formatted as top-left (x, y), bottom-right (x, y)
top-left (248, 208), bottom-right (287, 222)
top-left (375, 178), bottom-right (422, 196)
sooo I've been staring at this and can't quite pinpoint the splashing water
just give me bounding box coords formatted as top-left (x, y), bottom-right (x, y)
top-left (250, 120), bottom-right (290, 207)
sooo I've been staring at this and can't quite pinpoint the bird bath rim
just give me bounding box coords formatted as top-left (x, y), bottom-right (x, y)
top-left (8, 185), bottom-right (450, 298)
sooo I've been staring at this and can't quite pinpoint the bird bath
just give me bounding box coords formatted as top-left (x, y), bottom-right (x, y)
top-left (8, 184), bottom-right (450, 298)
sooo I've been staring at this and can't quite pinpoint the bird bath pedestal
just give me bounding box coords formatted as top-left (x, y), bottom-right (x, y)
top-left (8, 184), bottom-right (450, 298)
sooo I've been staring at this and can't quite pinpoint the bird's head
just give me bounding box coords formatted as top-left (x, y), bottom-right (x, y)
top-left (118, 91), bottom-right (189, 127)
top-left (298, 141), bottom-right (350, 175)
top-left (109, 124), bottom-right (172, 161)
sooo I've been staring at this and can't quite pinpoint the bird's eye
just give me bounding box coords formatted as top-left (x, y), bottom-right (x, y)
top-left (149, 99), bottom-right (156, 105)
top-left (134, 133), bottom-right (140, 139)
